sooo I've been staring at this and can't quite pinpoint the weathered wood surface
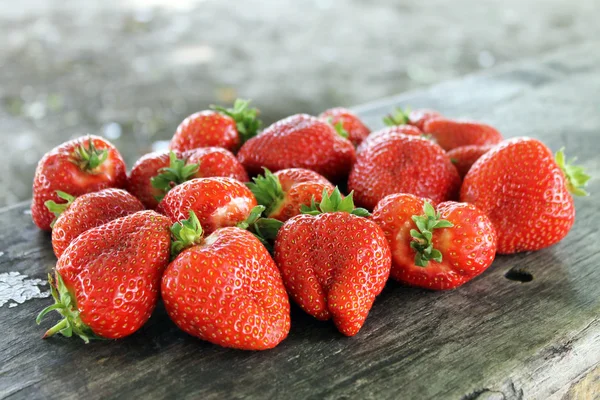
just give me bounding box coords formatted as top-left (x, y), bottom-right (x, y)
top-left (1, 42), bottom-right (600, 400)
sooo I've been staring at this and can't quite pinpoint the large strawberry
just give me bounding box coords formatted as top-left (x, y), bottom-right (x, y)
top-left (37, 211), bottom-right (171, 342)
top-left (127, 148), bottom-right (248, 209)
top-left (32, 135), bottom-right (127, 231)
top-left (237, 114), bottom-right (356, 183)
top-left (372, 194), bottom-right (497, 290)
top-left (356, 125), bottom-right (423, 155)
top-left (274, 188), bottom-right (391, 336)
top-left (447, 144), bottom-right (495, 178)
top-left (423, 118), bottom-right (503, 151)
top-left (50, 188), bottom-right (144, 258)
top-left (162, 211), bottom-right (290, 350)
top-left (157, 177), bottom-right (257, 235)
top-left (383, 107), bottom-right (442, 131)
top-left (246, 168), bottom-right (334, 221)
top-left (348, 133), bottom-right (461, 210)
top-left (460, 138), bottom-right (590, 254)
top-left (169, 99), bottom-right (261, 153)
top-left (319, 107), bottom-right (371, 146)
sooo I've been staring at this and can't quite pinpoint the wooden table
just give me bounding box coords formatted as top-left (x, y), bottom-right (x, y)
top-left (1, 42), bottom-right (599, 400)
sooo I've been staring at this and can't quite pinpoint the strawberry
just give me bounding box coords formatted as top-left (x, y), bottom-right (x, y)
top-left (383, 107), bottom-right (442, 131)
top-left (356, 125), bottom-right (423, 155)
top-left (246, 168), bottom-right (334, 221)
top-left (348, 133), bottom-right (461, 210)
top-left (36, 210), bottom-right (171, 341)
top-left (127, 148), bottom-right (248, 209)
top-left (32, 135), bottom-right (127, 231)
top-left (319, 107), bottom-right (371, 146)
top-left (169, 99), bottom-right (261, 153)
top-left (237, 114), bottom-right (356, 183)
top-left (372, 194), bottom-right (496, 289)
top-left (274, 188), bottom-right (391, 336)
top-left (157, 177), bottom-right (257, 235)
top-left (447, 144), bottom-right (496, 178)
top-left (423, 118), bottom-right (503, 151)
top-left (50, 188), bottom-right (144, 258)
top-left (460, 138), bottom-right (590, 254)
top-left (162, 211), bottom-right (290, 350)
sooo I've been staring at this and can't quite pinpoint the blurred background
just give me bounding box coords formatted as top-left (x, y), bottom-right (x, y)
top-left (2, 0), bottom-right (599, 207)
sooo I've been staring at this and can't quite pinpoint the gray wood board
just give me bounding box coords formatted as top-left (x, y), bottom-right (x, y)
top-left (1, 41), bottom-right (600, 400)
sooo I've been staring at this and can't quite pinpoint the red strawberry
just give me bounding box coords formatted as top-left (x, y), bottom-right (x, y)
top-left (32, 135), bottom-right (127, 231)
top-left (423, 118), bottom-right (503, 151)
top-left (274, 189), bottom-right (391, 336)
top-left (162, 211), bottom-right (290, 350)
top-left (383, 107), bottom-right (442, 131)
top-left (372, 194), bottom-right (497, 290)
top-left (127, 148), bottom-right (248, 209)
top-left (157, 177), bottom-right (257, 235)
top-left (319, 107), bottom-right (371, 146)
top-left (237, 114), bottom-right (356, 183)
top-left (246, 168), bottom-right (334, 221)
top-left (169, 99), bottom-right (261, 153)
top-left (37, 210), bottom-right (171, 341)
top-left (50, 188), bottom-right (144, 258)
top-left (447, 144), bottom-right (496, 178)
top-left (460, 138), bottom-right (590, 254)
top-left (348, 133), bottom-right (461, 210)
top-left (356, 125), bottom-right (423, 155)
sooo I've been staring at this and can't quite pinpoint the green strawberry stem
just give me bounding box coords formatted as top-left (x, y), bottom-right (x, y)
top-left (70, 138), bottom-right (109, 171)
top-left (410, 202), bottom-right (454, 267)
top-left (211, 99), bottom-right (262, 144)
top-left (36, 273), bottom-right (100, 343)
top-left (555, 148), bottom-right (591, 197)
top-left (44, 191), bottom-right (76, 228)
top-left (324, 117), bottom-right (349, 139)
top-left (237, 205), bottom-right (283, 253)
top-left (300, 187), bottom-right (370, 217)
top-left (245, 168), bottom-right (285, 217)
top-left (151, 151), bottom-right (199, 202)
top-left (383, 107), bottom-right (410, 126)
top-left (170, 210), bottom-right (204, 257)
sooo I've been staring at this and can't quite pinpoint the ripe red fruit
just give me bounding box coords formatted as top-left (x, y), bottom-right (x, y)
top-left (50, 189), bottom-right (144, 258)
top-left (319, 107), bottom-right (371, 146)
top-left (372, 194), bottom-right (497, 290)
top-left (157, 177), bottom-right (257, 235)
top-left (423, 118), bottom-right (503, 151)
top-left (348, 134), bottom-right (461, 210)
top-left (447, 144), bottom-right (496, 178)
top-left (356, 125), bottom-right (423, 155)
top-left (127, 148), bottom-right (248, 209)
top-left (274, 189), bottom-right (391, 336)
top-left (246, 168), bottom-right (334, 221)
top-left (162, 211), bottom-right (290, 350)
top-left (382, 107), bottom-right (442, 131)
top-left (37, 211), bottom-right (171, 341)
top-left (460, 138), bottom-right (590, 254)
top-left (237, 114), bottom-right (356, 183)
top-left (32, 135), bottom-right (127, 231)
top-left (169, 99), bottom-right (261, 153)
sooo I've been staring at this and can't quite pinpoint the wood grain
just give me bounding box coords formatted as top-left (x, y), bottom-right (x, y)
top-left (1, 41), bottom-right (600, 400)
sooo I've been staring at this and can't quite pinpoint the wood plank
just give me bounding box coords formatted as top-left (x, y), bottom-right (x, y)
top-left (1, 41), bottom-right (600, 400)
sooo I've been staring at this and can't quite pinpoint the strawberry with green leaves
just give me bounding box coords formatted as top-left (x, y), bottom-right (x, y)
top-left (372, 193), bottom-right (497, 290)
top-left (274, 188), bottom-right (391, 336)
top-left (319, 107), bottom-right (371, 146)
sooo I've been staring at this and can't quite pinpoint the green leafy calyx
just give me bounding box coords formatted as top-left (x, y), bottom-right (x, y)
top-left (70, 138), bottom-right (109, 171)
top-left (383, 107), bottom-right (410, 126)
top-left (245, 168), bottom-right (285, 217)
top-left (171, 210), bottom-right (204, 257)
top-left (410, 202), bottom-right (454, 267)
top-left (151, 151), bottom-right (199, 202)
top-left (237, 205), bottom-right (284, 253)
top-left (45, 191), bottom-right (76, 228)
top-left (211, 99), bottom-right (262, 143)
top-left (555, 148), bottom-right (591, 197)
top-left (300, 187), bottom-right (370, 217)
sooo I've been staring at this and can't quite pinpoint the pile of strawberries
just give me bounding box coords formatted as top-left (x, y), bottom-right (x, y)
top-left (33, 99), bottom-right (590, 350)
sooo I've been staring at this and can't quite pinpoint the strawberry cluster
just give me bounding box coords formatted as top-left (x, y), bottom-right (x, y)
top-left (32, 99), bottom-right (590, 350)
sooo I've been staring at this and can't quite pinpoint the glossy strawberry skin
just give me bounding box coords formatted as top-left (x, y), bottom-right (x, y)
top-left (319, 107), bottom-right (371, 146)
top-left (423, 118), bottom-right (503, 151)
top-left (274, 212), bottom-right (391, 336)
top-left (447, 144), bottom-right (496, 178)
top-left (56, 210), bottom-right (171, 339)
top-left (32, 135), bottom-right (127, 231)
top-left (348, 134), bottom-right (461, 210)
top-left (356, 125), bottom-right (423, 155)
top-left (461, 137), bottom-right (575, 254)
top-left (127, 148), bottom-right (249, 209)
top-left (408, 109), bottom-right (443, 131)
top-left (52, 189), bottom-right (144, 258)
top-left (372, 194), bottom-right (497, 290)
top-left (237, 114), bottom-right (356, 182)
top-left (162, 227), bottom-right (291, 350)
top-left (170, 110), bottom-right (240, 153)
top-left (157, 177), bottom-right (257, 235)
